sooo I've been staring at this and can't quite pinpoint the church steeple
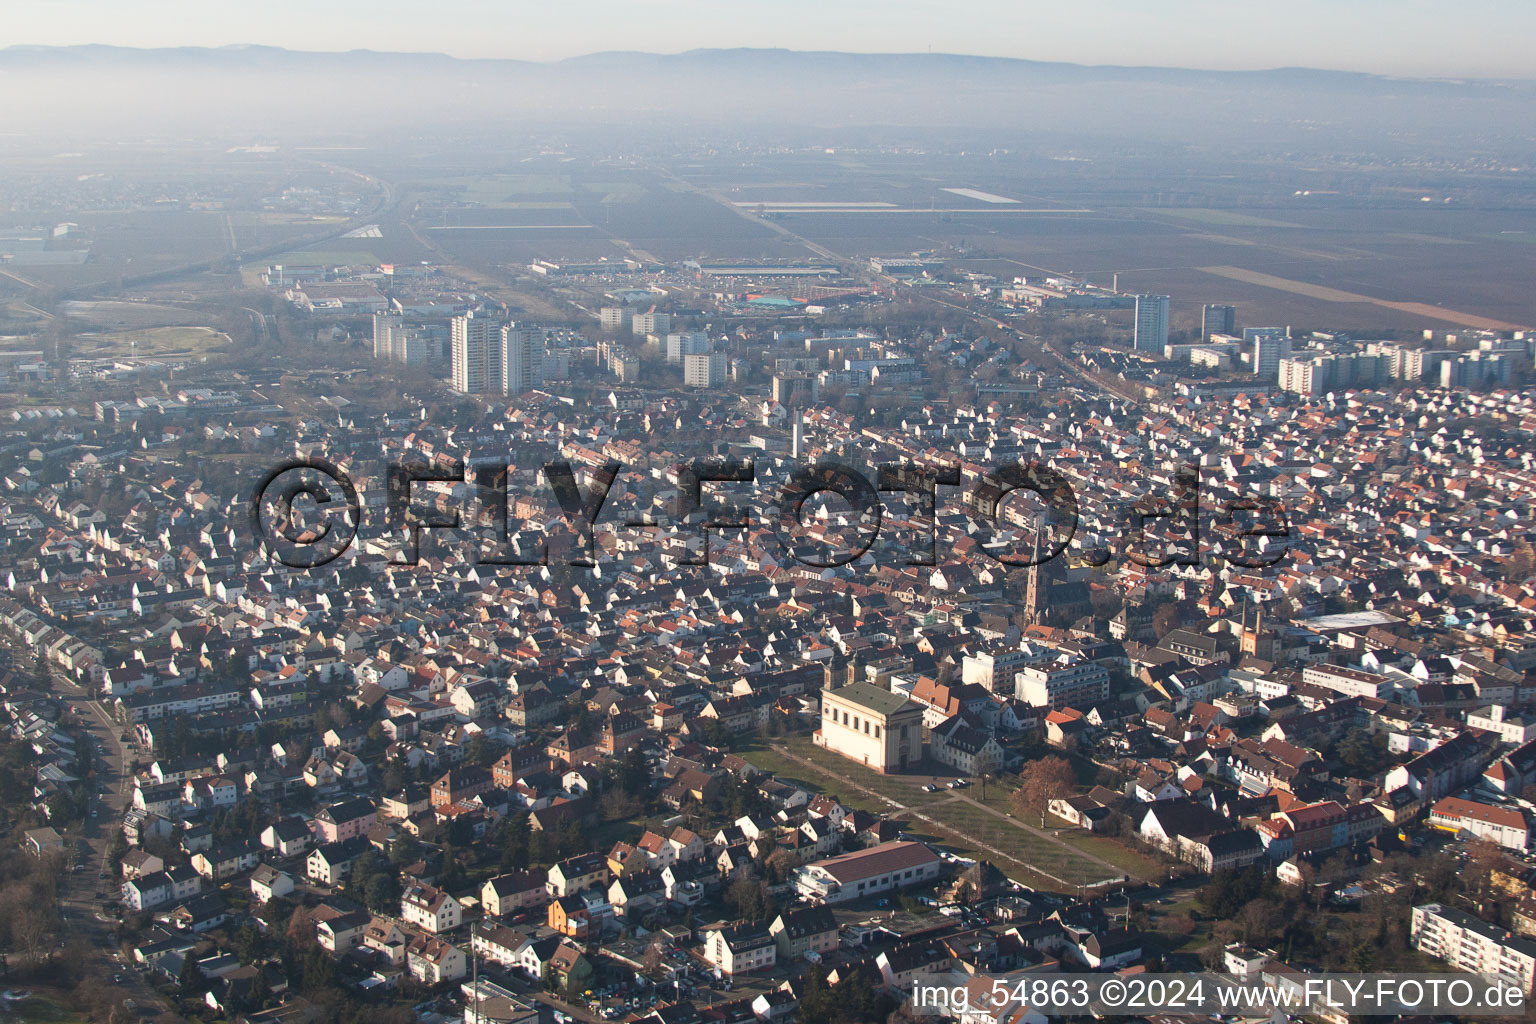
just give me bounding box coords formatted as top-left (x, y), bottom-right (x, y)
top-left (1023, 508), bottom-right (1045, 627)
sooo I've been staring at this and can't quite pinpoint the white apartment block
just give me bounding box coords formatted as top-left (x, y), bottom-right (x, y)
top-left (632, 310), bottom-right (672, 336)
top-left (501, 325), bottom-right (546, 395)
top-left (666, 331), bottom-right (710, 362)
top-left (1301, 664), bottom-right (1391, 699)
top-left (451, 312), bottom-right (503, 394)
top-left (962, 646), bottom-right (1043, 692)
top-left (1412, 903), bottom-right (1536, 993)
top-left (1468, 705), bottom-right (1536, 746)
top-left (1015, 656), bottom-right (1110, 711)
top-left (683, 351), bottom-right (727, 388)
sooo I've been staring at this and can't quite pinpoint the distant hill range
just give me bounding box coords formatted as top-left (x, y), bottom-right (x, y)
top-left (1, 44), bottom-right (1530, 147)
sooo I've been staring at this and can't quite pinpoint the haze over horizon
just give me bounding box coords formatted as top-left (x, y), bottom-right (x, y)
top-left (8, 0), bottom-right (1536, 80)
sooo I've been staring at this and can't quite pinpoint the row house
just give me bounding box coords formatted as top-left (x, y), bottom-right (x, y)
top-left (481, 870), bottom-right (549, 917)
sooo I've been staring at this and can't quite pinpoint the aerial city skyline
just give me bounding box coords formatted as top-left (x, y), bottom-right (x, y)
top-left (0, 7), bottom-right (1534, 1024)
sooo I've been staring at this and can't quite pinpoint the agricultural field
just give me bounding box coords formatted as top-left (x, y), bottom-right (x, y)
top-left (417, 173), bottom-right (576, 207)
top-left (56, 300), bottom-right (209, 328)
top-left (657, 149), bottom-right (1536, 333)
top-left (268, 249), bottom-right (382, 267)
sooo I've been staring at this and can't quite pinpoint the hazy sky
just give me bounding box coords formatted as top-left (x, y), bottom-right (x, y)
top-left (9, 0), bottom-right (1534, 78)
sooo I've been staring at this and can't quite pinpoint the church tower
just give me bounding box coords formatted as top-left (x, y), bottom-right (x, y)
top-left (1023, 509), bottom-right (1046, 626)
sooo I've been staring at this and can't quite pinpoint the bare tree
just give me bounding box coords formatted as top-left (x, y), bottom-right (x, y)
top-left (765, 849), bottom-right (802, 884)
top-left (1237, 899), bottom-right (1280, 945)
top-left (12, 907), bottom-right (55, 963)
top-left (642, 938), bottom-right (665, 975)
top-left (1010, 756), bottom-right (1077, 826)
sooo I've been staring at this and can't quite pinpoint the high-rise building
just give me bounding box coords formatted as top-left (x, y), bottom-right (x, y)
top-left (1278, 351), bottom-right (1390, 395)
top-left (1246, 327), bottom-right (1292, 379)
top-left (1440, 351), bottom-right (1512, 390)
top-left (375, 313), bottom-right (447, 367)
top-left (396, 330), bottom-right (441, 366)
top-left (683, 351), bottom-right (727, 388)
top-left (1277, 357), bottom-right (1321, 395)
top-left (666, 331), bottom-right (710, 363)
top-left (772, 372), bottom-right (819, 408)
top-left (1133, 295), bottom-right (1170, 353)
top-left (632, 310), bottom-right (672, 337)
top-left (542, 346), bottom-right (572, 380)
top-left (451, 311), bottom-right (503, 394)
top-left (1202, 303), bottom-right (1236, 339)
top-left (500, 325), bottom-right (546, 396)
top-left (1405, 348), bottom-right (1451, 382)
top-left (373, 313), bottom-right (402, 361)
top-left (597, 339), bottom-right (641, 382)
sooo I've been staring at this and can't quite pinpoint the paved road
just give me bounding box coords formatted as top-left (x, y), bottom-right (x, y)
top-left (45, 663), bottom-right (170, 1014)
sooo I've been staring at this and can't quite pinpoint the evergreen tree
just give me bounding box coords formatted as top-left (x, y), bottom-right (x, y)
top-left (178, 956), bottom-right (205, 998)
top-left (235, 923), bottom-right (261, 964)
top-left (618, 747), bottom-right (649, 796)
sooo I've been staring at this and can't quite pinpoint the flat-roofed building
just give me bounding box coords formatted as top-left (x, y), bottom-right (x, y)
top-left (1301, 664), bottom-right (1390, 699)
top-left (631, 310), bottom-right (671, 336)
top-left (683, 351), bottom-right (727, 388)
top-left (1413, 903), bottom-right (1536, 992)
top-left (501, 325), bottom-right (546, 395)
top-left (1202, 303), bottom-right (1235, 339)
top-left (452, 311), bottom-right (504, 394)
top-left (1133, 295), bottom-right (1169, 353)
top-left (1015, 656), bottom-right (1110, 711)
